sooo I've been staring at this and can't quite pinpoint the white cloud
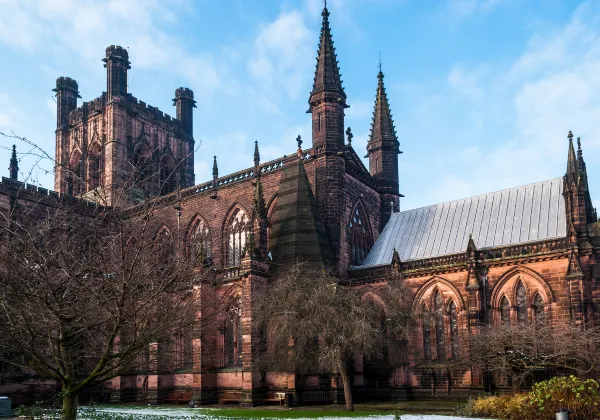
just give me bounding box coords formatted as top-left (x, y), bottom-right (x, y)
top-left (0, 0), bottom-right (226, 99)
top-left (247, 11), bottom-right (313, 101)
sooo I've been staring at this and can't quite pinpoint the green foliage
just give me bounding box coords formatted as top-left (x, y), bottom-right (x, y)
top-left (461, 376), bottom-right (600, 420)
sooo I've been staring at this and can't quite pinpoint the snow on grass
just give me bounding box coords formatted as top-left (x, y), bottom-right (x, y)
top-left (80, 406), bottom-right (493, 420)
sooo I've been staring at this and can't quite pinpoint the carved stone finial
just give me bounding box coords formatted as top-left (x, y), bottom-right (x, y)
top-left (390, 201), bottom-right (395, 214)
top-left (296, 134), bottom-right (303, 150)
top-left (568, 130), bottom-right (573, 139)
top-left (345, 127), bottom-right (353, 146)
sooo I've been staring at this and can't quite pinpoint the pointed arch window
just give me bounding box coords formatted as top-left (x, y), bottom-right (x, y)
top-left (449, 301), bottom-right (459, 360)
top-left (516, 281), bottom-right (527, 323)
top-left (189, 217), bottom-right (211, 267)
top-left (227, 208), bottom-right (249, 267)
top-left (349, 204), bottom-right (373, 266)
top-left (160, 155), bottom-right (176, 195)
top-left (134, 143), bottom-right (152, 187)
top-left (88, 143), bottom-right (102, 191)
top-left (533, 293), bottom-right (545, 323)
top-left (225, 306), bottom-right (242, 367)
top-left (173, 328), bottom-right (192, 371)
top-left (422, 304), bottom-right (431, 361)
top-left (433, 290), bottom-right (446, 360)
top-left (69, 152), bottom-right (83, 196)
top-left (500, 296), bottom-right (511, 325)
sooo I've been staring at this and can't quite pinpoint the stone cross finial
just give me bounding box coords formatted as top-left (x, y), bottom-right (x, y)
top-left (345, 127), bottom-right (353, 146)
top-left (296, 135), bottom-right (303, 150)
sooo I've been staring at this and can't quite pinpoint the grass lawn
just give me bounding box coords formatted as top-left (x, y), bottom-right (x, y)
top-left (88, 400), bottom-right (464, 419)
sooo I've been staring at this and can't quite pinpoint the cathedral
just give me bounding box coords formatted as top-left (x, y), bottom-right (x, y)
top-left (1, 3), bottom-right (600, 406)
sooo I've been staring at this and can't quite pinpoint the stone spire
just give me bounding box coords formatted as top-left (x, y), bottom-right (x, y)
top-left (308, 3), bottom-right (346, 107)
top-left (8, 145), bottom-right (18, 181)
top-left (367, 68), bottom-right (399, 151)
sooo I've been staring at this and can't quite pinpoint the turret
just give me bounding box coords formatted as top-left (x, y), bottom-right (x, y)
top-left (173, 87), bottom-right (196, 139)
top-left (52, 77), bottom-right (80, 129)
top-left (102, 45), bottom-right (130, 101)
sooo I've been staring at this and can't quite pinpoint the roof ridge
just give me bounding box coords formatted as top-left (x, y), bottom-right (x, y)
top-left (398, 177), bottom-right (563, 215)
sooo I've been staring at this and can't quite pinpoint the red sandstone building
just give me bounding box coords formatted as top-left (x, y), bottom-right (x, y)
top-left (1, 3), bottom-right (599, 405)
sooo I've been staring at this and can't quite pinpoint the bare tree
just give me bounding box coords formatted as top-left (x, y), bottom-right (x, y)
top-left (466, 322), bottom-right (600, 392)
top-left (254, 264), bottom-right (413, 411)
top-left (0, 135), bottom-right (221, 420)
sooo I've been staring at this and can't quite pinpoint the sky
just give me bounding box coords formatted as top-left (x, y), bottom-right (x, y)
top-left (1, 0), bottom-right (600, 211)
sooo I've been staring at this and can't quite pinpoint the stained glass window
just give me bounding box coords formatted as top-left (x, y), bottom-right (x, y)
top-left (533, 293), bottom-right (545, 323)
top-left (500, 296), bottom-right (511, 325)
top-left (227, 209), bottom-right (249, 267)
top-left (134, 143), bottom-right (152, 187)
top-left (422, 304), bottom-right (431, 361)
top-left (449, 301), bottom-right (459, 360)
top-left (88, 146), bottom-right (101, 191)
top-left (349, 205), bottom-right (373, 266)
top-left (433, 290), bottom-right (446, 360)
top-left (516, 282), bottom-right (527, 323)
top-left (190, 217), bottom-right (211, 267)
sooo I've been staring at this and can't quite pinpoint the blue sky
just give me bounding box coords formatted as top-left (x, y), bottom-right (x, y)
top-left (1, 0), bottom-right (599, 211)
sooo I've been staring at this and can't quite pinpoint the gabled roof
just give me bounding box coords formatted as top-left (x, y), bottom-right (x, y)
top-left (361, 178), bottom-right (566, 266)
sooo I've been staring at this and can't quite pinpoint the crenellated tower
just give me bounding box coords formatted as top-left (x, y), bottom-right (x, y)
top-left (367, 67), bottom-right (401, 229)
top-left (173, 87), bottom-right (196, 187)
top-left (308, 4), bottom-right (348, 261)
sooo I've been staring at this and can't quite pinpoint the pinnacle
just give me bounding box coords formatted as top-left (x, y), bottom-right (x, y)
top-left (309, 3), bottom-right (346, 103)
top-left (254, 140), bottom-right (260, 168)
top-left (212, 155), bottom-right (218, 177)
top-left (367, 68), bottom-right (398, 150)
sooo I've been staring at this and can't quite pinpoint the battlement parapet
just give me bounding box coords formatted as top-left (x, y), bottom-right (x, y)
top-left (53, 77), bottom-right (79, 94)
top-left (126, 94), bottom-right (183, 131)
top-left (174, 87), bottom-right (194, 101)
top-left (103, 45), bottom-right (130, 67)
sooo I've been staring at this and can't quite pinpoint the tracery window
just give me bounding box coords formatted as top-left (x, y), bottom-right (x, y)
top-left (70, 153), bottom-right (83, 196)
top-left (500, 296), bottom-right (511, 325)
top-left (160, 156), bottom-right (176, 195)
top-left (533, 293), bottom-right (545, 323)
top-left (225, 306), bottom-right (242, 367)
top-left (88, 146), bottom-right (101, 191)
top-left (349, 205), bottom-right (373, 266)
top-left (133, 143), bottom-right (152, 187)
top-left (449, 301), bottom-right (459, 360)
top-left (516, 281), bottom-right (527, 323)
top-left (422, 304), bottom-right (431, 361)
top-left (173, 332), bottom-right (185, 370)
top-left (227, 209), bottom-right (249, 267)
top-left (189, 217), bottom-right (211, 267)
top-left (433, 290), bottom-right (446, 360)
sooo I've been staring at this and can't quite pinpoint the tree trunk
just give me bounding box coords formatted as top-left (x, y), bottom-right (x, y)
top-left (338, 362), bottom-right (354, 411)
top-left (62, 391), bottom-right (78, 420)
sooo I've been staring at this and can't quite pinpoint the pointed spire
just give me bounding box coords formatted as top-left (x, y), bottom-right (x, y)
top-left (8, 144), bottom-right (18, 181)
top-left (211, 155), bottom-right (219, 199)
top-left (254, 140), bottom-right (260, 168)
top-left (367, 66), bottom-right (399, 151)
top-left (309, 2), bottom-right (346, 103)
top-left (566, 130), bottom-right (578, 185)
top-left (212, 155), bottom-right (218, 178)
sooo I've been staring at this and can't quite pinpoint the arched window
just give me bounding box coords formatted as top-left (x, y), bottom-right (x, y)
top-left (533, 293), bottom-right (545, 323)
top-left (172, 327), bottom-right (192, 371)
top-left (160, 155), bottom-right (176, 195)
top-left (433, 290), bottom-right (445, 360)
top-left (133, 143), bottom-right (152, 188)
top-left (227, 208), bottom-right (249, 267)
top-left (422, 304), bottom-right (431, 361)
top-left (516, 281), bottom-right (527, 323)
top-left (500, 296), bottom-right (511, 325)
top-left (88, 143), bottom-right (101, 191)
top-left (449, 301), bottom-right (459, 360)
top-left (348, 204), bottom-right (373, 266)
top-left (154, 227), bottom-right (174, 264)
top-left (189, 217), bottom-right (211, 267)
top-left (70, 152), bottom-right (83, 196)
top-left (225, 306), bottom-right (242, 367)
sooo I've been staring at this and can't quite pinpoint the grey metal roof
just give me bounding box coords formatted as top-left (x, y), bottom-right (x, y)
top-left (361, 178), bottom-right (566, 266)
